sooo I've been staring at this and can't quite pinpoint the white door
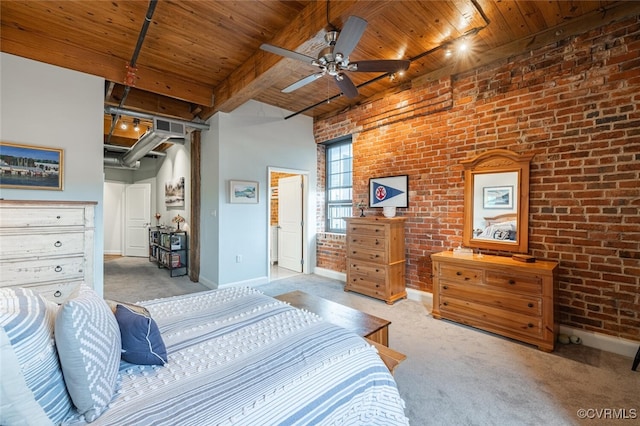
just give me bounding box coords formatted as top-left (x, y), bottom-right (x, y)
top-left (124, 183), bottom-right (151, 257)
top-left (278, 175), bottom-right (303, 272)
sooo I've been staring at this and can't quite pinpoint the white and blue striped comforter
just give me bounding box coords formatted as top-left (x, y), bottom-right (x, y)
top-left (86, 287), bottom-right (408, 425)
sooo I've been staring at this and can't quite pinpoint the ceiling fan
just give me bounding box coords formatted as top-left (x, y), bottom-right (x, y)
top-left (260, 16), bottom-right (410, 99)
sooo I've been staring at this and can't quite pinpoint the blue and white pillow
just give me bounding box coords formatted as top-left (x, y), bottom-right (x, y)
top-left (0, 287), bottom-right (73, 425)
top-left (115, 303), bottom-right (167, 365)
top-left (55, 284), bottom-right (121, 422)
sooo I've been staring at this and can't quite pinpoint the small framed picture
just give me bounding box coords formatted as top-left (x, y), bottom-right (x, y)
top-left (229, 180), bottom-right (259, 204)
top-left (0, 141), bottom-right (64, 190)
top-left (483, 186), bottom-right (513, 209)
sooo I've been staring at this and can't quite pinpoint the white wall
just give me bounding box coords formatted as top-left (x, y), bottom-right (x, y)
top-left (200, 100), bottom-right (316, 287)
top-left (154, 143), bottom-right (190, 229)
top-left (0, 53), bottom-right (105, 294)
top-left (103, 181), bottom-right (125, 255)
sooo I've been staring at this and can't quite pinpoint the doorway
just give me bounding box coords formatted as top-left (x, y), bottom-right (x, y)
top-left (267, 167), bottom-right (308, 280)
top-left (104, 181), bottom-right (153, 257)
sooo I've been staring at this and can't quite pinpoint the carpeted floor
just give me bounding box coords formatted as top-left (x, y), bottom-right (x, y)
top-left (104, 256), bottom-right (639, 426)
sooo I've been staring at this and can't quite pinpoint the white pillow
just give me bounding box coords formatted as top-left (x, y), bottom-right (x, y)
top-left (0, 287), bottom-right (73, 425)
top-left (55, 284), bottom-right (121, 422)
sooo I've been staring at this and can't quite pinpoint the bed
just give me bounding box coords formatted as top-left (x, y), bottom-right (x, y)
top-left (1, 285), bottom-right (408, 425)
top-left (474, 213), bottom-right (517, 241)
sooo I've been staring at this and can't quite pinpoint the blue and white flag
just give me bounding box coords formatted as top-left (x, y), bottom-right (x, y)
top-left (370, 176), bottom-right (407, 207)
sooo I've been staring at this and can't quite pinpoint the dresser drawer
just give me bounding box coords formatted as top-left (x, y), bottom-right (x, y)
top-left (347, 244), bottom-right (387, 262)
top-left (348, 262), bottom-right (387, 281)
top-left (0, 232), bottom-right (85, 260)
top-left (485, 271), bottom-right (542, 295)
top-left (438, 264), bottom-right (483, 285)
top-left (439, 296), bottom-right (543, 339)
top-left (440, 282), bottom-right (542, 316)
top-left (348, 235), bottom-right (385, 250)
top-left (345, 279), bottom-right (388, 299)
top-left (21, 281), bottom-right (81, 304)
top-left (346, 222), bottom-right (386, 238)
top-left (0, 207), bottom-right (88, 228)
top-left (0, 256), bottom-right (85, 286)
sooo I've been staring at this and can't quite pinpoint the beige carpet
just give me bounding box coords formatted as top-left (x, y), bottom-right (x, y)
top-left (105, 256), bottom-right (639, 426)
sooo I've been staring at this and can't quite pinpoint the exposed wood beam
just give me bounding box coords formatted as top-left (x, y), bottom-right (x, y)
top-left (1, 26), bottom-right (213, 106)
top-left (105, 85), bottom-right (197, 120)
top-left (189, 131), bottom-right (201, 283)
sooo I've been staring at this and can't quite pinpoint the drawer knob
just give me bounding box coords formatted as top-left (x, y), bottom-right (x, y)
top-left (509, 279), bottom-right (516, 285)
top-left (527, 323), bottom-right (534, 328)
top-left (54, 290), bottom-right (62, 298)
top-left (54, 241), bottom-right (62, 247)
top-left (443, 302), bottom-right (448, 306)
top-left (375, 240), bottom-right (380, 245)
top-left (56, 215), bottom-right (61, 219)
top-left (443, 285), bottom-right (448, 290)
top-left (54, 265), bottom-right (62, 272)
top-left (528, 303), bottom-right (534, 308)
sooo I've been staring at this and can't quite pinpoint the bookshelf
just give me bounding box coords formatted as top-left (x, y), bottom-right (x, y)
top-left (149, 229), bottom-right (188, 277)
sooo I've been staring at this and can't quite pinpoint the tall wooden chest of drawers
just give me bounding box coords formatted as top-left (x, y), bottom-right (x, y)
top-left (0, 200), bottom-right (96, 303)
top-left (431, 251), bottom-right (558, 351)
top-left (345, 216), bottom-right (407, 304)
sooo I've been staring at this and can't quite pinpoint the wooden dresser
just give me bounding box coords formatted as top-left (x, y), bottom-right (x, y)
top-left (0, 200), bottom-right (96, 303)
top-left (345, 216), bottom-right (407, 304)
top-left (431, 251), bottom-right (559, 351)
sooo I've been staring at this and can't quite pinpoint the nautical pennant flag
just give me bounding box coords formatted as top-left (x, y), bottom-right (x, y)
top-left (371, 180), bottom-right (406, 205)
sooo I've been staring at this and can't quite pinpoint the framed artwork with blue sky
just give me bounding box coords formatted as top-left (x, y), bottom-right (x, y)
top-left (0, 141), bottom-right (63, 190)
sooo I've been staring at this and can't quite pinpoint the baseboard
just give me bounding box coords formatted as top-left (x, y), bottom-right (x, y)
top-left (220, 276), bottom-right (269, 289)
top-left (104, 250), bottom-right (122, 255)
top-left (559, 325), bottom-right (638, 358)
top-left (197, 276), bottom-right (218, 290)
top-left (313, 267), bottom-right (346, 282)
top-left (406, 288), bottom-right (433, 306)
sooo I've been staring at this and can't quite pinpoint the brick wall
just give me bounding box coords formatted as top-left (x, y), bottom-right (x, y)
top-left (313, 17), bottom-right (640, 341)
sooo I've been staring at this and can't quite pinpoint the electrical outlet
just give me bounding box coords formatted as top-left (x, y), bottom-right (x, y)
top-left (236, 255), bottom-right (242, 263)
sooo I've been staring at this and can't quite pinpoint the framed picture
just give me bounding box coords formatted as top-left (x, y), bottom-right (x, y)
top-left (483, 186), bottom-right (513, 209)
top-left (0, 141), bottom-right (64, 190)
top-left (230, 180), bottom-right (259, 204)
top-left (369, 175), bottom-right (408, 208)
top-left (165, 177), bottom-right (185, 206)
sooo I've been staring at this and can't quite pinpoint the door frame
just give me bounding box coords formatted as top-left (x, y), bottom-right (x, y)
top-left (267, 166), bottom-right (309, 280)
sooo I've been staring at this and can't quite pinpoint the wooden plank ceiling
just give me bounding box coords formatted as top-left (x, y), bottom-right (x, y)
top-left (1, 1), bottom-right (637, 149)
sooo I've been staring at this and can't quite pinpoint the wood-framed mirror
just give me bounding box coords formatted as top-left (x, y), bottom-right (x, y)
top-left (461, 149), bottom-right (534, 254)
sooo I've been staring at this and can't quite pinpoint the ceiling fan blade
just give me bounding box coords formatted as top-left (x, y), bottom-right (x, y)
top-left (260, 43), bottom-right (316, 64)
top-left (351, 59), bottom-right (411, 73)
top-left (333, 16), bottom-right (367, 58)
top-left (282, 72), bottom-right (324, 93)
top-left (334, 73), bottom-right (359, 98)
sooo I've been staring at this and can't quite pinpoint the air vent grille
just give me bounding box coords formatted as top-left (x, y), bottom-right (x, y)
top-left (154, 117), bottom-right (186, 136)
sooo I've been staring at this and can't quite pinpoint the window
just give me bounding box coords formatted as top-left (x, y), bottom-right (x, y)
top-left (325, 137), bottom-right (352, 233)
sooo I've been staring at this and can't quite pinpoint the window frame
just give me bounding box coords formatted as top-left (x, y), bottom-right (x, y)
top-left (324, 136), bottom-right (353, 234)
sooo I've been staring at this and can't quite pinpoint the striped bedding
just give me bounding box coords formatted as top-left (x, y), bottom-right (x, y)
top-left (72, 287), bottom-right (408, 425)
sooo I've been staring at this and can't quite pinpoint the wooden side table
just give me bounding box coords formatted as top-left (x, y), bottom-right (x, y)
top-left (274, 290), bottom-right (406, 374)
top-left (274, 290), bottom-right (390, 345)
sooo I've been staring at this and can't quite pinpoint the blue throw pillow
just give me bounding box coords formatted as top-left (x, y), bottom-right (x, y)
top-left (115, 304), bottom-right (167, 365)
